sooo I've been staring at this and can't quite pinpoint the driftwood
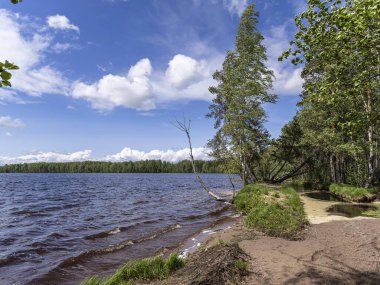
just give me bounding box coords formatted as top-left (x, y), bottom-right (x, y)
top-left (173, 118), bottom-right (230, 204)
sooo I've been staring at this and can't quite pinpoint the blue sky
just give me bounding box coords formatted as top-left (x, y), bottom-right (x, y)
top-left (0, 0), bottom-right (305, 163)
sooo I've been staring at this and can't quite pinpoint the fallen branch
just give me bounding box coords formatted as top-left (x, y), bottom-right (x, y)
top-left (173, 117), bottom-right (230, 203)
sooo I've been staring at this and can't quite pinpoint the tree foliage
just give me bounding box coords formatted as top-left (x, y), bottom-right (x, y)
top-left (0, 160), bottom-right (226, 173)
top-left (280, 0), bottom-right (380, 187)
top-left (208, 4), bottom-right (276, 185)
top-left (0, 0), bottom-right (22, 88)
top-left (208, 0), bottom-right (379, 187)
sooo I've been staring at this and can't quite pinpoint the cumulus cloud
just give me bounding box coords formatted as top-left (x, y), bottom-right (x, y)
top-left (0, 150), bottom-right (92, 165)
top-left (0, 9), bottom-right (69, 97)
top-left (71, 53), bottom-right (223, 110)
top-left (223, 0), bottom-right (248, 16)
top-left (0, 147), bottom-right (212, 165)
top-left (72, 58), bottom-right (155, 111)
top-left (104, 147), bottom-right (211, 163)
top-left (0, 116), bottom-right (26, 128)
top-left (149, 53), bottom-right (223, 103)
top-left (47, 15), bottom-right (79, 33)
top-left (166, 54), bottom-right (208, 89)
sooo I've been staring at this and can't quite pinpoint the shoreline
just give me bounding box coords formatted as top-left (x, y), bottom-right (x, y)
top-left (162, 196), bottom-right (380, 285)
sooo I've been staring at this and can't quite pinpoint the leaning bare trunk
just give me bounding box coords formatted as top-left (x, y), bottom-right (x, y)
top-left (227, 174), bottom-right (236, 199)
top-left (174, 118), bottom-right (229, 202)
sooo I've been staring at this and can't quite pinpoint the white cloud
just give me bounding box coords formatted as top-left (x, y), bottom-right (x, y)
top-left (47, 15), bottom-right (79, 33)
top-left (223, 0), bottom-right (248, 16)
top-left (166, 54), bottom-right (208, 89)
top-left (0, 116), bottom-right (26, 128)
top-left (71, 53), bottom-right (223, 110)
top-left (0, 147), bottom-right (211, 165)
top-left (0, 9), bottom-right (69, 97)
top-left (0, 150), bottom-right (92, 165)
top-left (264, 24), bottom-right (303, 96)
top-left (154, 52), bottom-right (223, 102)
top-left (5, 132), bottom-right (12, 137)
top-left (104, 147), bottom-right (211, 163)
top-left (51, 42), bottom-right (73, 53)
top-left (72, 58), bottom-right (155, 111)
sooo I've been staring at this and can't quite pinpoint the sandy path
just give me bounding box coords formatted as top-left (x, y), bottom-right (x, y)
top-left (195, 196), bottom-right (380, 285)
top-left (240, 219), bottom-right (380, 284)
top-left (301, 194), bottom-right (376, 224)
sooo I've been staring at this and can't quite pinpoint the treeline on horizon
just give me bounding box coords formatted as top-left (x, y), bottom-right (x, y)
top-left (0, 160), bottom-right (226, 174)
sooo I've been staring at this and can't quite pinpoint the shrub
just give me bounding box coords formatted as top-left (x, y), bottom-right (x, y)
top-left (234, 184), bottom-right (307, 238)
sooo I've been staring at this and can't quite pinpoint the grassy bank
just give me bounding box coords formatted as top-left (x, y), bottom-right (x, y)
top-left (81, 253), bottom-right (184, 285)
top-left (234, 184), bottom-right (308, 238)
top-left (329, 184), bottom-right (378, 203)
top-left (284, 180), bottom-right (330, 191)
top-left (362, 207), bottom-right (380, 218)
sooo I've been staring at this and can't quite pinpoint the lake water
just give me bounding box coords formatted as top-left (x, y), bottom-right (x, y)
top-left (0, 173), bottom-right (241, 285)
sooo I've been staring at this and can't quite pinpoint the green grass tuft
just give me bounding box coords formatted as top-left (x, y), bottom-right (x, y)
top-left (329, 184), bottom-right (377, 202)
top-left (217, 238), bottom-right (231, 247)
top-left (362, 207), bottom-right (380, 218)
top-left (81, 253), bottom-right (184, 285)
top-left (234, 259), bottom-right (248, 275)
top-left (234, 184), bottom-right (307, 238)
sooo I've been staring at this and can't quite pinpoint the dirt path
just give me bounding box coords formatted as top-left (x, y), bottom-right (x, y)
top-left (241, 219), bottom-right (380, 284)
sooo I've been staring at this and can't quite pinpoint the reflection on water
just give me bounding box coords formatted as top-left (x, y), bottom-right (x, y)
top-left (305, 192), bottom-right (341, 202)
top-left (326, 204), bottom-right (378, 218)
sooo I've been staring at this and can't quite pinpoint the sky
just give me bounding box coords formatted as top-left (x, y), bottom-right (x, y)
top-left (0, 0), bottom-right (306, 164)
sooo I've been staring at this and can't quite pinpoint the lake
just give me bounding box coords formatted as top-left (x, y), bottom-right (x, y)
top-left (0, 173), bottom-right (241, 285)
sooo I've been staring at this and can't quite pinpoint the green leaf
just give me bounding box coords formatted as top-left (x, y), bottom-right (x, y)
top-left (1, 71), bottom-right (12, 81)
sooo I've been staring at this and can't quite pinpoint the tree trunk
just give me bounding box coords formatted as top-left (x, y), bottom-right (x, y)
top-left (365, 91), bottom-right (376, 188)
top-left (174, 118), bottom-right (229, 202)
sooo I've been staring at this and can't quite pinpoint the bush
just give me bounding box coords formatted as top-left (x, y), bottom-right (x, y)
top-left (234, 184), bottom-right (307, 238)
top-left (329, 184), bottom-right (377, 202)
top-left (81, 253), bottom-right (185, 285)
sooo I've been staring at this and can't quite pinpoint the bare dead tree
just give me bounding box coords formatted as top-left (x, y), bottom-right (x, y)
top-left (172, 117), bottom-right (230, 203)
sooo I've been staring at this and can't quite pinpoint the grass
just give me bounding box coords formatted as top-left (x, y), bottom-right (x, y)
top-left (234, 259), bottom-right (249, 275)
top-left (329, 184), bottom-right (378, 202)
top-left (362, 207), bottom-right (380, 218)
top-left (234, 184), bottom-right (308, 238)
top-left (217, 238), bottom-right (231, 247)
top-left (81, 253), bottom-right (185, 285)
top-left (284, 180), bottom-right (330, 191)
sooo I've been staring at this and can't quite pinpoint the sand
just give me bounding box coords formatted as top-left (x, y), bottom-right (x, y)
top-left (161, 195), bottom-right (380, 284)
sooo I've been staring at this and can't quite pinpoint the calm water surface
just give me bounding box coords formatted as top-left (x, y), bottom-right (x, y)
top-left (0, 173), bottom-right (241, 285)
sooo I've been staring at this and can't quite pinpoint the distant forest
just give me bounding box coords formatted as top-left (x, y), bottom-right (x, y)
top-left (0, 160), bottom-right (225, 173)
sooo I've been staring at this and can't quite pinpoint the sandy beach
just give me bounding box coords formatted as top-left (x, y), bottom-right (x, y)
top-left (155, 196), bottom-right (380, 285)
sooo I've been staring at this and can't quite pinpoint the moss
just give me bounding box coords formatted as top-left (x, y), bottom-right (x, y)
top-left (81, 253), bottom-right (184, 285)
top-left (329, 184), bottom-right (377, 202)
top-left (234, 184), bottom-right (307, 238)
